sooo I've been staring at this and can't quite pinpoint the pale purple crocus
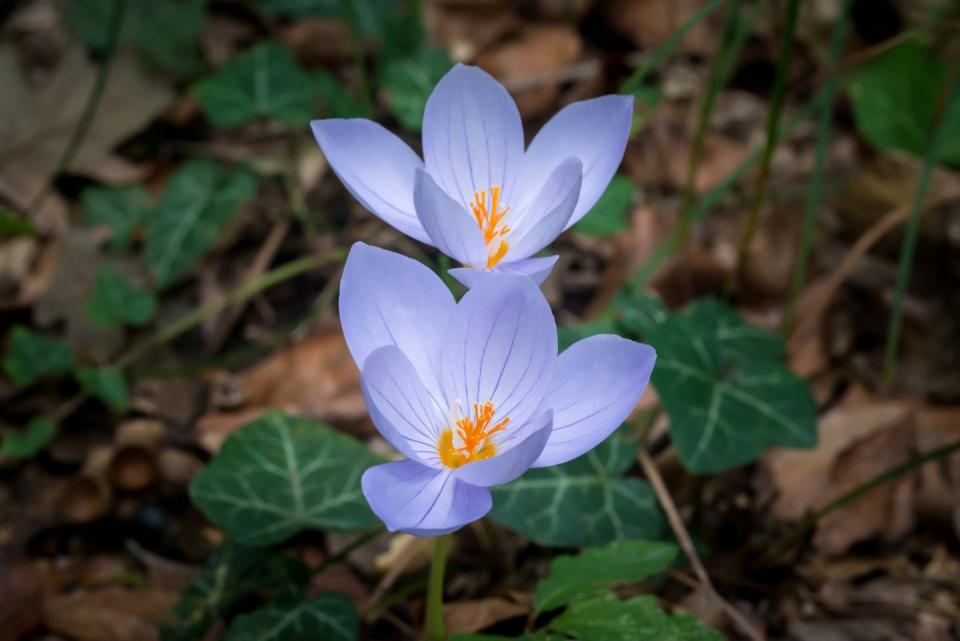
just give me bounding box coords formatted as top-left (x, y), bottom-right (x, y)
top-left (313, 64), bottom-right (634, 288)
top-left (340, 243), bottom-right (655, 536)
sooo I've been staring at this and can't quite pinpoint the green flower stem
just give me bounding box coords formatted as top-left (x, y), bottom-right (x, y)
top-left (783, 0), bottom-right (854, 336)
top-left (883, 66), bottom-right (960, 387)
top-left (726, 0), bottom-right (802, 297)
top-left (423, 534), bottom-right (451, 641)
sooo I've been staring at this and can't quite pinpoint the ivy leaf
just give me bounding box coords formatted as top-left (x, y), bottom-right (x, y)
top-left (160, 541), bottom-right (309, 641)
top-left (380, 48), bottom-right (454, 131)
top-left (450, 635), bottom-right (563, 641)
top-left (686, 298), bottom-right (784, 362)
top-left (314, 70), bottom-right (366, 118)
top-left (1, 418), bottom-right (56, 458)
top-left (848, 38), bottom-right (960, 165)
top-left (75, 367), bottom-right (128, 410)
top-left (0, 210), bottom-right (35, 237)
top-left (223, 592), bottom-right (358, 641)
top-left (558, 319), bottom-right (618, 351)
top-left (534, 540), bottom-right (677, 614)
top-left (190, 412), bottom-right (381, 546)
top-left (575, 175), bottom-right (634, 237)
top-left (649, 312), bottom-right (816, 474)
top-left (145, 159), bottom-right (257, 289)
top-left (86, 266), bottom-right (156, 327)
top-left (194, 42), bottom-right (316, 127)
top-left (490, 434), bottom-right (664, 547)
top-left (80, 185), bottom-right (152, 252)
top-left (548, 593), bottom-right (724, 641)
top-left (3, 326), bottom-right (73, 385)
top-left (67, 0), bottom-right (205, 77)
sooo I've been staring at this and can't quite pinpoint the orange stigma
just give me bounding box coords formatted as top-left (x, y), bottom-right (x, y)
top-left (437, 401), bottom-right (510, 469)
top-left (469, 186), bottom-right (511, 268)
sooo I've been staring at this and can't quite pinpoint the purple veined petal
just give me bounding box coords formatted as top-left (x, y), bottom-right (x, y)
top-left (516, 95), bottom-right (634, 229)
top-left (422, 64), bottom-right (524, 206)
top-left (311, 119), bottom-right (430, 244)
top-left (454, 411), bottom-right (552, 487)
top-left (361, 346), bottom-right (447, 468)
top-left (339, 243), bottom-right (454, 396)
top-left (414, 170), bottom-right (488, 267)
top-left (439, 275), bottom-right (557, 430)
top-left (448, 255), bottom-right (558, 289)
top-left (505, 157), bottom-right (582, 260)
top-left (533, 334), bottom-right (656, 468)
top-left (361, 460), bottom-right (493, 536)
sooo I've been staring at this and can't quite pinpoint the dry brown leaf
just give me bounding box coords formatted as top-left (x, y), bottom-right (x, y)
top-left (42, 587), bottom-right (178, 641)
top-left (765, 387), bottom-right (917, 555)
top-left (0, 559), bottom-right (59, 641)
top-left (602, 0), bottom-right (716, 54)
top-left (475, 24), bottom-right (583, 118)
top-left (283, 18), bottom-right (354, 64)
top-left (197, 328), bottom-right (366, 452)
top-left (426, 2), bottom-right (519, 62)
top-left (0, 44), bottom-right (173, 233)
top-left (443, 597), bottom-right (527, 635)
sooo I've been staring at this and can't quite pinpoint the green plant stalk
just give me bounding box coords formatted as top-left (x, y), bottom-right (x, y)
top-left (27, 0), bottom-right (126, 215)
top-left (726, 0), bottom-right (802, 296)
top-left (883, 67), bottom-right (960, 386)
top-left (628, 91), bottom-right (824, 289)
top-left (673, 0), bottom-right (749, 251)
top-left (782, 0), bottom-right (854, 336)
top-left (341, 0), bottom-right (373, 117)
top-left (621, 0), bottom-right (726, 92)
top-left (423, 534), bottom-right (451, 641)
top-left (783, 438), bottom-right (960, 547)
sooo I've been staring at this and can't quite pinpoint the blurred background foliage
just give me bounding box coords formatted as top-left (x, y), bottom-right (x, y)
top-left (1, 0), bottom-right (960, 640)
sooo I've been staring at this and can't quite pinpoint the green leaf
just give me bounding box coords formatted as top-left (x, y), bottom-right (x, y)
top-left (686, 298), bottom-right (784, 362)
top-left (450, 635), bottom-right (563, 641)
top-left (548, 593), bottom-right (724, 641)
top-left (75, 367), bottom-right (128, 410)
top-left (0, 210), bottom-right (35, 237)
top-left (3, 326), bottom-right (73, 385)
top-left (535, 540), bottom-right (677, 614)
top-left (490, 434), bottom-right (664, 547)
top-left (80, 185), bottom-right (153, 252)
top-left (558, 319), bottom-right (618, 351)
top-left (576, 175), bottom-right (634, 237)
top-left (314, 70), bottom-right (365, 118)
top-left (380, 48), bottom-right (454, 131)
top-left (223, 592), bottom-right (358, 641)
top-left (86, 266), bottom-right (156, 327)
top-left (1, 418), bottom-right (56, 458)
top-left (259, 0), bottom-right (398, 36)
top-left (160, 541), bottom-right (309, 641)
top-left (649, 312), bottom-right (817, 474)
top-left (67, 0), bottom-right (205, 77)
top-left (145, 159), bottom-right (257, 289)
top-left (190, 412), bottom-right (381, 546)
top-left (616, 288), bottom-right (670, 338)
top-left (848, 38), bottom-right (960, 165)
top-left (194, 42), bottom-right (316, 127)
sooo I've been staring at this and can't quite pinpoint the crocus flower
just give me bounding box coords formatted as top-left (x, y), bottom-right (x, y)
top-left (340, 243), bottom-right (655, 535)
top-left (313, 65), bottom-right (634, 288)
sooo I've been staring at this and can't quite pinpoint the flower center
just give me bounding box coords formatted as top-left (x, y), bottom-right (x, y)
top-left (469, 186), bottom-right (511, 268)
top-left (437, 401), bottom-right (510, 469)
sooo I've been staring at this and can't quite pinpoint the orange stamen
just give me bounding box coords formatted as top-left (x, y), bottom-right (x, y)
top-left (469, 186), bottom-right (511, 268)
top-left (437, 401), bottom-right (510, 469)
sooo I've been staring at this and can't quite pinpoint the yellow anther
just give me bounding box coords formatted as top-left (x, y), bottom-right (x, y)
top-left (437, 401), bottom-right (510, 469)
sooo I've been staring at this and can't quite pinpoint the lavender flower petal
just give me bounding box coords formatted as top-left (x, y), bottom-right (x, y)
top-left (361, 460), bottom-right (492, 536)
top-left (505, 157), bottom-right (582, 260)
top-left (454, 411), bottom-right (552, 487)
top-left (311, 119), bottom-right (429, 243)
top-left (414, 170), bottom-right (488, 267)
top-left (534, 335), bottom-right (656, 467)
top-left (518, 95), bottom-right (634, 229)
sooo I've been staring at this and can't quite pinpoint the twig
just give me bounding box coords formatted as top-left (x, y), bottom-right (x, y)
top-left (26, 0), bottom-right (126, 217)
top-left (638, 451), bottom-right (765, 641)
top-left (205, 220), bottom-right (290, 354)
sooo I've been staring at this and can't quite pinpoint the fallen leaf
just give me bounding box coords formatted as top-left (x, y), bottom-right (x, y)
top-left (475, 24), bottom-right (583, 119)
top-left (444, 597), bottom-right (527, 635)
top-left (764, 387), bottom-right (916, 555)
top-left (602, 0), bottom-right (716, 55)
top-left (0, 44), bottom-right (173, 232)
top-left (43, 587), bottom-right (178, 641)
top-left (197, 328), bottom-right (367, 452)
top-left (0, 559), bottom-right (59, 641)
